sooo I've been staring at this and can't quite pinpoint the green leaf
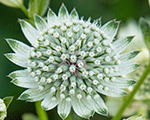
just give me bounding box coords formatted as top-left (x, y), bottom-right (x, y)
top-left (3, 96), bottom-right (13, 109)
top-left (22, 113), bottom-right (39, 120)
top-left (140, 18), bottom-right (150, 54)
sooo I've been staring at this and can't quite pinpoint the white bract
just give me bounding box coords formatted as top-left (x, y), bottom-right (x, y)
top-left (0, 98), bottom-right (7, 120)
top-left (5, 4), bottom-right (139, 119)
top-left (0, 0), bottom-right (23, 7)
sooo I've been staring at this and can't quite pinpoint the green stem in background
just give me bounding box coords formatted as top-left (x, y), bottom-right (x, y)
top-left (35, 101), bottom-right (49, 120)
top-left (19, 4), bottom-right (28, 17)
top-left (112, 63), bottom-right (150, 120)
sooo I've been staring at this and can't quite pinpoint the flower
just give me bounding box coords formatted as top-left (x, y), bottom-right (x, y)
top-left (5, 4), bottom-right (139, 119)
top-left (123, 115), bottom-right (148, 120)
top-left (0, 98), bottom-right (7, 120)
top-left (0, 0), bottom-right (23, 8)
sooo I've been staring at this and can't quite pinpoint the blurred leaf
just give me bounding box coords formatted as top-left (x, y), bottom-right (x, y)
top-left (3, 96), bottom-right (13, 109)
top-left (28, 0), bottom-right (50, 19)
top-left (123, 115), bottom-right (148, 120)
top-left (22, 113), bottom-right (39, 120)
top-left (0, 0), bottom-right (23, 8)
top-left (140, 18), bottom-right (150, 54)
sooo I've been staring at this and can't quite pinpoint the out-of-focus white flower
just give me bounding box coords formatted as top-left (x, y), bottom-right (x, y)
top-left (0, 0), bottom-right (23, 8)
top-left (5, 4), bottom-right (139, 119)
top-left (123, 115), bottom-right (148, 120)
top-left (0, 98), bottom-right (7, 120)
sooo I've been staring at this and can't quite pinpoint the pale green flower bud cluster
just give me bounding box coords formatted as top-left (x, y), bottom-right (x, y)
top-left (5, 4), bottom-right (139, 119)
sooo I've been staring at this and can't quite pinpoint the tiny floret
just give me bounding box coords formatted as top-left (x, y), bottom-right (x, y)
top-left (5, 4), bottom-right (139, 120)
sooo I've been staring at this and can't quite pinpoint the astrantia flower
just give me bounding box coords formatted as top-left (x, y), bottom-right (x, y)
top-left (5, 4), bottom-right (139, 119)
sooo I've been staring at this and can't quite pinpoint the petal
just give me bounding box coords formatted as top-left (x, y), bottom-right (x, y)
top-left (11, 77), bottom-right (39, 88)
top-left (34, 14), bottom-right (48, 32)
top-left (57, 99), bottom-right (71, 119)
top-left (19, 19), bottom-right (39, 47)
top-left (108, 63), bottom-right (140, 76)
top-left (47, 8), bottom-right (58, 26)
top-left (88, 94), bottom-right (108, 116)
top-left (8, 69), bottom-right (29, 79)
top-left (111, 36), bottom-right (134, 56)
top-left (96, 87), bottom-right (127, 97)
top-left (18, 86), bottom-right (50, 102)
top-left (41, 94), bottom-right (59, 111)
top-left (6, 38), bottom-right (32, 55)
top-left (71, 94), bottom-right (94, 119)
top-left (70, 8), bottom-right (79, 20)
top-left (58, 3), bottom-right (69, 21)
top-left (119, 51), bottom-right (140, 62)
top-left (101, 77), bottom-right (136, 88)
top-left (5, 53), bottom-right (28, 67)
top-left (100, 20), bottom-right (120, 40)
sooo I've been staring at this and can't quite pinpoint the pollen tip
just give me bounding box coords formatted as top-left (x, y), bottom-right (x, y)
top-left (3, 54), bottom-right (6, 56)
top-left (18, 18), bottom-right (21, 22)
top-left (62, 3), bottom-right (64, 6)
top-left (113, 18), bottom-right (117, 21)
top-left (6, 75), bottom-right (9, 77)
top-left (99, 17), bottom-right (102, 20)
top-left (73, 7), bottom-right (76, 10)
top-left (48, 7), bottom-right (51, 10)
top-left (5, 38), bottom-right (8, 41)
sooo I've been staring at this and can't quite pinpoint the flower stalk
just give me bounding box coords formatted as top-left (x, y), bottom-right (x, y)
top-left (35, 101), bottom-right (49, 120)
top-left (112, 62), bottom-right (150, 120)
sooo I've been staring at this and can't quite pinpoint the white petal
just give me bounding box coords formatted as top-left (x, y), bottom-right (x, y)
top-left (9, 69), bottom-right (29, 79)
top-left (34, 14), bottom-right (48, 32)
top-left (100, 20), bottom-right (120, 40)
top-left (41, 94), bottom-right (60, 111)
top-left (18, 87), bottom-right (49, 102)
top-left (58, 99), bottom-right (71, 119)
top-left (5, 53), bottom-right (28, 67)
top-left (58, 4), bottom-right (69, 21)
top-left (71, 94), bottom-right (94, 119)
top-left (11, 77), bottom-right (39, 88)
top-left (88, 94), bottom-right (108, 115)
top-left (47, 8), bottom-right (58, 26)
top-left (70, 8), bottom-right (79, 20)
top-left (110, 36), bottom-right (134, 56)
top-left (19, 20), bottom-right (39, 47)
top-left (6, 38), bottom-right (32, 55)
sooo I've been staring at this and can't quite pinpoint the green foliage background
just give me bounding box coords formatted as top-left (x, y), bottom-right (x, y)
top-left (0, 0), bottom-right (149, 119)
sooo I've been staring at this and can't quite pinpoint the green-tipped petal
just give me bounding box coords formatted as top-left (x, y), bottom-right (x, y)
top-left (34, 14), bottom-right (48, 32)
top-left (47, 8), bottom-right (58, 26)
top-left (70, 8), bottom-right (79, 20)
top-left (58, 3), bottom-right (69, 21)
top-left (41, 94), bottom-right (59, 111)
top-left (57, 99), bottom-right (71, 119)
top-left (100, 20), bottom-right (120, 40)
top-left (18, 87), bottom-right (49, 102)
top-left (88, 94), bottom-right (108, 116)
top-left (5, 53), bottom-right (28, 67)
top-left (119, 51), bottom-right (140, 62)
top-left (71, 95), bottom-right (94, 119)
top-left (20, 19), bottom-right (39, 47)
top-left (6, 39), bottom-right (32, 55)
top-left (111, 36), bottom-right (134, 56)
top-left (11, 77), bottom-right (39, 88)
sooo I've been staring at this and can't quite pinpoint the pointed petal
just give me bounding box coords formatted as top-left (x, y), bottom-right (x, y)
top-left (47, 8), bottom-right (58, 26)
top-left (58, 4), bottom-right (69, 21)
top-left (6, 38), bottom-right (32, 55)
top-left (100, 20), bottom-right (120, 40)
top-left (96, 87), bottom-right (127, 97)
top-left (8, 69), bottom-right (29, 79)
top-left (58, 99), bottom-right (71, 119)
top-left (88, 94), bottom-right (108, 115)
top-left (41, 94), bottom-right (59, 111)
top-left (108, 63), bottom-right (140, 76)
top-left (5, 53), bottom-right (28, 67)
top-left (19, 19), bottom-right (39, 47)
top-left (111, 36), bottom-right (134, 56)
top-left (71, 95), bottom-right (94, 119)
top-left (11, 77), bottom-right (39, 88)
top-left (18, 87), bottom-right (49, 102)
top-left (119, 51), bottom-right (140, 62)
top-left (34, 14), bottom-right (48, 32)
top-left (70, 8), bottom-right (79, 20)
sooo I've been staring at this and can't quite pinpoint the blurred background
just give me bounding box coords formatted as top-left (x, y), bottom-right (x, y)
top-left (0, 0), bottom-right (149, 120)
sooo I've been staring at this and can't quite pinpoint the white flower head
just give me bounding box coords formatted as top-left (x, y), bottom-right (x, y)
top-left (0, 98), bottom-right (7, 120)
top-left (5, 4), bottom-right (139, 119)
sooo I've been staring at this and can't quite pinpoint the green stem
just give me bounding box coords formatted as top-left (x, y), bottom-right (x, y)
top-left (35, 101), bottom-right (49, 120)
top-left (19, 4), bottom-right (28, 17)
top-left (112, 63), bottom-right (150, 120)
